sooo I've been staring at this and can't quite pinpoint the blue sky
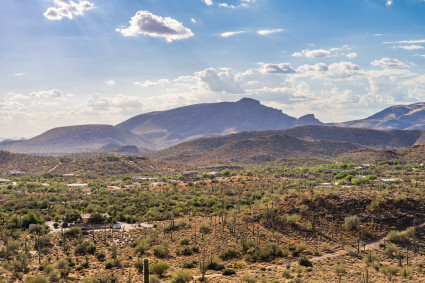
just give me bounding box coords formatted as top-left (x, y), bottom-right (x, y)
top-left (1, 0), bottom-right (425, 137)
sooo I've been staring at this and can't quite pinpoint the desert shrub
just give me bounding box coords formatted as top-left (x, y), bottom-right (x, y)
top-left (134, 259), bottom-right (144, 274)
top-left (387, 230), bottom-right (410, 244)
top-left (152, 244), bottom-right (169, 258)
top-left (362, 252), bottom-right (379, 265)
top-left (192, 246), bottom-right (200, 253)
top-left (134, 240), bottom-right (150, 255)
top-left (150, 261), bottom-right (170, 277)
top-left (104, 259), bottom-right (121, 269)
top-left (298, 257), bottom-right (312, 267)
top-left (222, 268), bottom-right (236, 276)
top-left (199, 223), bottom-right (211, 234)
top-left (296, 242), bottom-right (307, 253)
top-left (170, 270), bottom-right (193, 283)
top-left (344, 216), bottom-right (360, 231)
top-left (384, 244), bottom-right (398, 258)
top-left (182, 261), bottom-right (197, 269)
top-left (95, 251), bottom-right (106, 261)
top-left (246, 242), bottom-right (283, 262)
top-left (344, 246), bottom-right (355, 256)
top-left (400, 268), bottom-right (411, 278)
top-left (64, 226), bottom-right (82, 238)
top-left (282, 269), bottom-right (292, 279)
top-left (285, 214), bottom-right (300, 226)
top-left (180, 247), bottom-right (193, 256)
top-left (25, 275), bottom-right (48, 283)
top-left (207, 257), bottom-right (225, 271)
top-left (381, 265), bottom-right (400, 279)
top-left (74, 241), bottom-right (96, 256)
top-left (219, 247), bottom-right (239, 260)
top-left (241, 274), bottom-right (257, 283)
top-left (150, 275), bottom-right (160, 283)
top-left (179, 237), bottom-right (190, 245)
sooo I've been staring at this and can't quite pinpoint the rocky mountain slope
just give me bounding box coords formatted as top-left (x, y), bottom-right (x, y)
top-left (336, 102), bottom-right (425, 130)
top-left (0, 125), bottom-right (152, 155)
top-left (117, 98), bottom-right (323, 148)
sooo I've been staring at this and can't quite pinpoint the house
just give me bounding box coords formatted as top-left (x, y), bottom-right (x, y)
top-left (0, 178), bottom-right (11, 184)
top-left (62, 174), bottom-right (75, 177)
top-left (67, 183), bottom-right (88, 188)
top-left (10, 170), bottom-right (26, 176)
top-left (78, 213), bottom-right (110, 224)
top-left (182, 171), bottom-right (199, 177)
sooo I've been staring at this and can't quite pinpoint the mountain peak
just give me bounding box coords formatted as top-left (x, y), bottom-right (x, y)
top-left (237, 97), bottom-right (260, 104)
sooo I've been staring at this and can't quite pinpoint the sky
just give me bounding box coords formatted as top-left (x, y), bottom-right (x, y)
top-left (1, 0), bottom-right (425, 138)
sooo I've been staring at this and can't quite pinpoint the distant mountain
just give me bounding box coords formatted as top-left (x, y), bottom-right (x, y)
top-left (0, 125), bottom-right (153, 155)
top-left (148, 133), bottom-right (365, 163)
top-left (148, 125), bottom-right (425, 163)
top-left (117, 98), bottom-right (323, 149)
top-left (336, 102), bottom-right (425, 130)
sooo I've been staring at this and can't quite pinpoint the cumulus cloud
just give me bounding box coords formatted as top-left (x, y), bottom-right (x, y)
top-left (134, 79), bottom-right (170, 87)
top-left (105, 80), bottom-right (116, 86)
top-left (386, 0), bottom-right (393, 7)
top-left (116, 11), bottom-right (194, 42)
top-left (327, 62), bottom-right (361, 79)
top-left (43, 0), bottom-right (94, 20)
top-left (195, 68), bottom-right (244, 94)
top-left (84, 94), bottom-right (144, 113)
top-left (394, 45), bottom-right (424, 50)
top-left (220, 31), bottom-right (245, 38)
top-left (371, 57), bottom-right (407, 69)
top-left (258, 63), bottom-right (296, 74)
top-left (29, 89), bottom-right (64, 98)
top-left (297, 63), bottom-right (329, 73)
top-left (257, 29), bottom-right (284, 36)
top-left (219, 3), bottom-right (236, 8)
top-left (346, 52), bottom-right (358, 59)
top-left (292, 49), bottom-right (331, 58)
top-left (203, 0), bottom-right (213, 5)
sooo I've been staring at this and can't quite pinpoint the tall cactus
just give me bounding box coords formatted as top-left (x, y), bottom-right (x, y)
top-left (144, 258), bottom-right (149, 283)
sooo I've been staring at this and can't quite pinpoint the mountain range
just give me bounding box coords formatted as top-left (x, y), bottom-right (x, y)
top-left (2, 98), bottom-right (425, 155)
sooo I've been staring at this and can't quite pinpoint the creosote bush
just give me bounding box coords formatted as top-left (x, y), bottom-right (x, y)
top-left (344, 215), bottom-right (360, 231)
top-left (150, 261), bottom-right (170, 277)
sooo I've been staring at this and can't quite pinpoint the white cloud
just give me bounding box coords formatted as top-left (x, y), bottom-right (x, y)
top-left (297, 63), bottom-right (329, 73)
top-left (29, 89), bottom-right (64, 98)
top-left (384, 39), bottom-right (425, 44)
top-left (219, 3), bottom-right (236, 8)
top-left (394, 45), bottom-right (424, 50)
top-left (43, 0), bottom-right (94, 20)
top-left (203, 0), bottom-right (213, 6)
top-left (386, 0), bottom-right (393, 7)
top-left (257, 29), bottom-right (284, 36)
top-left (258, 63), bottom-right (296, 74)
top-left (191, 18), bottom-right (196, 23)
top-left (371, 57), bottom-right (407, 69)
top-left (14, 73), bottom-right (26, 76)
top-left (195, 68), bottom-right (244, 94)
top-left (105, 80), bottom-right (116, 86)
top-left (220, 31), bottom-right (245, 38)
top-left (116, 11), bottom-right (194, 42)
top-left (134, 79), bottom-right (170, 87)
top-left (327, 62), bottom-right (361, 79)
top-left (346, 52), bottom-right (358, 59)
top-left (292, 49), bottom-right (331, 58)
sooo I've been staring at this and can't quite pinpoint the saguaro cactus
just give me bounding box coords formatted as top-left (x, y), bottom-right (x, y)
top-left (144, 258), bottom-right (149, 283)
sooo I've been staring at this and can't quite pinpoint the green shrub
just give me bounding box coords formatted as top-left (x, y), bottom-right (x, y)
top-left (219, 247), bottom-right (239, 260)
top-left (179, 237), bottom-right (190, 245)
top-left (222, 268), bottom-right (236, 276)
top-left (170, 270), bottom-right (193, 283)
top-left (387, 230), bottom-right (410, 244)
top-left (25, 275), bottom-right (48, 283)
top-left (134, 259), bottom-right (144, 274)
top-left (182, 261), bottom-right (197, 269)
top-left (152, 245), bottom-right (169, 258)
top-left (150, 261), bottom-right (170, 277)
top-left (285, 214), bottom-right (300, 226)
top-left (298, 257), bottom-right (312, 267)
top-left (344, 216), bottom-right (360, 231)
